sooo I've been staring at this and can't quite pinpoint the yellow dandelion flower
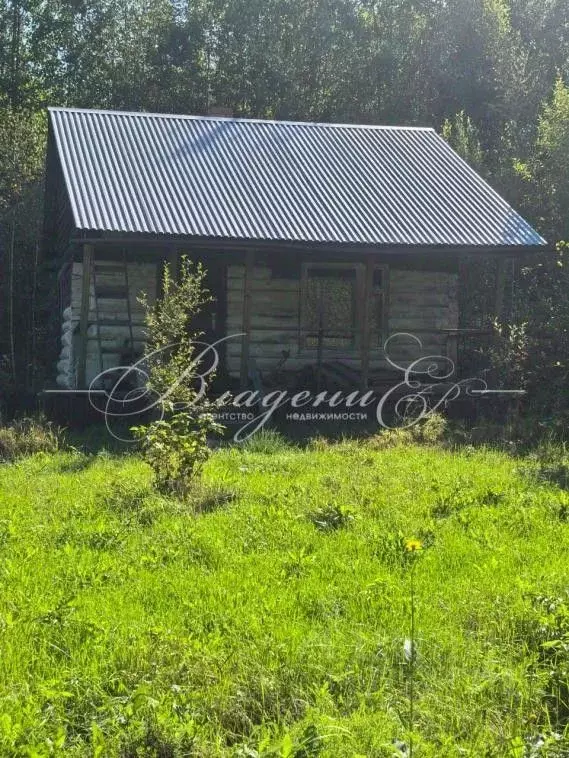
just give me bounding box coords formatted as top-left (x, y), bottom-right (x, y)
top-left (404, 538), bottom-right (423, 552)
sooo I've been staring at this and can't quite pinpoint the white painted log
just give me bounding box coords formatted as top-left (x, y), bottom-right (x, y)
top-left (86, 324), bottom-right (146, 340)
top-left (61, 330), bottom-right (74, 347)
top-left (56, 374), bottom-right (74, 389)
top-left (57, 359), bottom-right (73, 374)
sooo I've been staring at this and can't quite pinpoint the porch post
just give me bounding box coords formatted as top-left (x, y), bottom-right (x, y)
top-left (77, 243), bottom-right (93, 389)
top-left (360, 256), bottom-right (374, 391)
top-left (446, 332), bottom-right (459, 373)
top-left (240, 250), bottom-right (254, 389)
top-left (168, 248), bottom-right (180, 277)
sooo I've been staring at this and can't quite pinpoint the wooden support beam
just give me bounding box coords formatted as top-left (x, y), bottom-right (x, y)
top-left (446, 333), bottom-right (459, 375)
top-left (240, 250), bottom-right (254, 389)
top-left (77, 244), bottom-right (93, 389)
top-left (216, 261), bottom-right (229, 372)
top-left (494, 258), bottom-right (507, 322)
top-left (360, 256), bottom-right (374, 391)
top-left (168, 247), bottom-right (180, 276)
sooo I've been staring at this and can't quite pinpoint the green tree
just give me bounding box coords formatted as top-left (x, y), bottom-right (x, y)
top-left (534, 77), bottom-right (569, 240)
top-left (132, 257), bottom-right (222, 497)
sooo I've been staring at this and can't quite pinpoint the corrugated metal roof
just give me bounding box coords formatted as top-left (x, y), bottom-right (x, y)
top-left (48, 107), bottom-right (546, 248)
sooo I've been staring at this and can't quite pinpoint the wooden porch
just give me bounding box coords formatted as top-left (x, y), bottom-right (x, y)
top-left (57, 242), bottom-right (506, 397)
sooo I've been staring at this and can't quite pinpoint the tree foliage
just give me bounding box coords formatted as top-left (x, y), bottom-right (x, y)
top-left (138, 256), bottom-right (213, 410)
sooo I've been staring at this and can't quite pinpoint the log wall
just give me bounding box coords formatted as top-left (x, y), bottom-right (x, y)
top-left (56, 260), bottom-right (157, 388)
top-left (225, 262), bottom-right (459, 378)
top-left (56, 254), bottom-right (459, 389)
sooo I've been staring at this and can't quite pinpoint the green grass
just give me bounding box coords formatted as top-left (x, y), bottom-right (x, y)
top-left (1, 440), bottom-right (569, 756)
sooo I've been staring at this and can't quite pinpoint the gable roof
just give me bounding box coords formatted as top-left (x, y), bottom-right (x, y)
top-left (47, 107), bottom-right (546, 249)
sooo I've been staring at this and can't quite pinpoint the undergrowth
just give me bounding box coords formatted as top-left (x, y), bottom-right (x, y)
top-left (0, 415), bottom-right (64, 462)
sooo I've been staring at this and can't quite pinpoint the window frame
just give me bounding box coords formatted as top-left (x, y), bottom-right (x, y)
top-left (299, 261), bottom-right (388, 355)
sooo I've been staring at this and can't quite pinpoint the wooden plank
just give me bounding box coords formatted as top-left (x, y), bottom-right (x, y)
top-left (227, 265), bottom-right (300, 283)
top-left (227, 265), bottom-right (270, 281)
top-left (239, 250), bottom-right (254, 389)
top-left (227, 273), bottom-right (300, 288)
top-left (77, 244), bottom-right (93, 389)
top-left (227, 316), bottom-right (298, 330)
top-left (446, 332), bottom-right (459, 374)
top-left (360, 256), bottom-right (375, 390)
top-left (382, 264), bottom-right (390, 345)
top-left (225, 356), bottom-right (450, 378)
top-left (228, 295), bottom-right (298, 311)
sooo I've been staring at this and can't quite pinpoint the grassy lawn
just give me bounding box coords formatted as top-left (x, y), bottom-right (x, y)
top-left (1, 437), bottom-right (569, 756)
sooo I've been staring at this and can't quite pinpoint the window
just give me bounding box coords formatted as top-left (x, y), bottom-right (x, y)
top-left (300, 263), bottom-right (387, 352)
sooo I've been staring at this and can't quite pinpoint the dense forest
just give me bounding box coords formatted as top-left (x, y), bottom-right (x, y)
top-left (1, 0), bottom-right (569, 419)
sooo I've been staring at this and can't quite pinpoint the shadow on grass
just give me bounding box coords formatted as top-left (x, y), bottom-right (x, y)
top-left (65, 423), bottom-right (139, 457)
top-left (56, 455), bottom-right (96, 474)
top-left (188, 482), bottom-right (238, 513)
top-left (518, 449), bottom-right (569, 491)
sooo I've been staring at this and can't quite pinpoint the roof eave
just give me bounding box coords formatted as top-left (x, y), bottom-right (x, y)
top-left (70, 229), bottom-right (550, 256)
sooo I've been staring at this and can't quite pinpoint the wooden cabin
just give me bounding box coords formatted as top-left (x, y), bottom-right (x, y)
top-left (42, 107), bottom-right (546, 397)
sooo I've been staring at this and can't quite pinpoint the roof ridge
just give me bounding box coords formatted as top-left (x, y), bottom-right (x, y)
top-left (47, 106), bottom-right (435, 131)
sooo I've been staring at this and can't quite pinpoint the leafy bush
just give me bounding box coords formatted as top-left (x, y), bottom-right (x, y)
top-left (138, 256), bottom-right (213, 409)
top-left (0, 416), bottom-right (64, 462)
top-left (133, 411), bottom-right (221, 498)
top-left (500, 243), bottom-right (569, 423)
top-left (133, 257), bottom-right (223, 496)
top-left (367, 425), bottom-right (416, 449)
top-left (367, 412), bottom-right (448, 449)
top-left (485, 321), bottom-right (533, 390)
top-left (415, 412), bottom-right (448, 444)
